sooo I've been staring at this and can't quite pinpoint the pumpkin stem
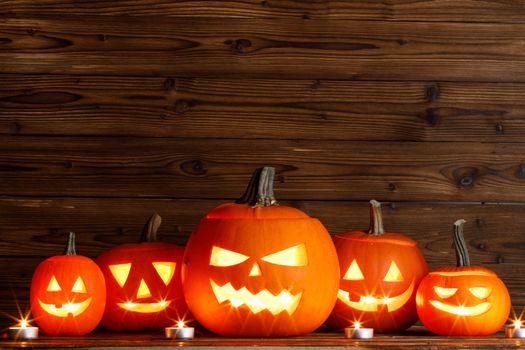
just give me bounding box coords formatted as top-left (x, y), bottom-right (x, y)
top-left (367, 200), bottom-right (385, 235)
top-left (140, 213), bottom-right (162, 242)
top-left (454, 219), bottom-right (471, 267)
top-left (63, 231), bottom-right (77, 256)
top-left (236, 167), bottom-right (279, 207)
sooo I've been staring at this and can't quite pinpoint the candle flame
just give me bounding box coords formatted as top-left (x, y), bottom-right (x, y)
top-left (177, 321), bottom-right (185, 328)
top-left (353, 321), bottom-right (360, 329)
top-left (515, 319), bottom-right (522, 329)
top-left (20, 319), bottom-right (28, 328)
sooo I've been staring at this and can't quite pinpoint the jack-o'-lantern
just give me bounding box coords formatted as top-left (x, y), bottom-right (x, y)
top-left (326, 200), bottom-right (428, 333)
top-left (416, 219), bottom-right (510, 336)
top-left (183, 167), bottom-right (340, 336)
top-left (96, 213), bottom-right (189, 331)
top-left (30, 232), bottom-right (106, 335)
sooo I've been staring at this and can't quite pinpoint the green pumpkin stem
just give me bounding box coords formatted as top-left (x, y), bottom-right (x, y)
top-left (63, 231), bottom-right (77, 256)
top-left (454, 219), bottom-right (471, 267)
top-left (367, 200), bottom-right (385, 235)
top-left (236, 167), bottom-right (279, 207)
top-left (140, 213), bottom-right (162, 242)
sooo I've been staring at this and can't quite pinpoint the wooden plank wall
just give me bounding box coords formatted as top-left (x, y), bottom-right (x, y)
top-left (1, 0), bottom-right (525, 328)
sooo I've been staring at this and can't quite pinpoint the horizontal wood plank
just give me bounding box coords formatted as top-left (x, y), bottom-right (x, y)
top-left (0, 328), bottom-right (524, 349)
top-left (1, 198), bottom-right (525, 265)
top-left (2, 17), bottom-right (525, 81)
top-left (2, 0), bottom-right (525, 23)
top-left (2, 137), bottom-right (525, 201)
top-left (2, 75), bottom-right (525, 141)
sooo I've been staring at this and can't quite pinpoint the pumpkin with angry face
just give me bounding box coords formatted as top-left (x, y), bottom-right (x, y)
top-left (326, 200), bottom-right (428, 332)
top-left (96, 213), bottom-right (189, 331)
top-left (30, 232), bottom-right (106, 335)
top-left (183, 167), bottom-right (340, 336)
top-left (416, 219), bottom-right (510, 336)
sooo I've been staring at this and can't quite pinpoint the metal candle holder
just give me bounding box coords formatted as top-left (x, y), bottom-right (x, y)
top-left (8, 326), bottom-right (39, 340)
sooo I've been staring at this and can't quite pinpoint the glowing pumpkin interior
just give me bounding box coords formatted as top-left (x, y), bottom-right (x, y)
top-left (337, 259), bottom-right (414, 313)
top-left (209, 244), bottom-right (308, 315)
top-left (108, 261), bottom-right (176, 313)
top-left (38, 275), bottom-right (92, 318)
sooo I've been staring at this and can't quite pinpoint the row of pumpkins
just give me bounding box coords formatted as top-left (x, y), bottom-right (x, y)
top-left (29, 167), bottom-right (510, 337)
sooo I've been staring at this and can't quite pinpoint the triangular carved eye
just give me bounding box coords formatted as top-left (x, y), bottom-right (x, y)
top-left (46, 275), bottom-right (62, 292)
top-left (152, 262), bottom-right (176, 285)
top-left (71, 276), bottom-right (87, 293)
top-left (109, 263), bottom-right (132, 287)
top-left (210, 246), bottom-right (249, 267)
top-left (261, 244), bottom-right (307, 266)
top-left (343, 259), bottom-right (364, 280)
top-left (383, 261), bottom-right (404, 282)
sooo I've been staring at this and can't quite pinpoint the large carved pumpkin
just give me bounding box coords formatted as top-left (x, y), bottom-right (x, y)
top-left (96, 213), bottom-right (189, 331)
top-left (416, 219), bottom-right (510, 336)
top-left (183, 167), bottom-right (340, 336)
top-left (30, 232), bottom-right (106, 335)
top-left (326, 200), bottom-right (428, 333)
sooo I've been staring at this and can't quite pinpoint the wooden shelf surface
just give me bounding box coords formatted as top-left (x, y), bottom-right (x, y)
top-left (1, 327), bottom-right (523, 349)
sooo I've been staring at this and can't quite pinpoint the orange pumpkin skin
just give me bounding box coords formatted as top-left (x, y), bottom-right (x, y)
top-left (326, 205), bottom-right (428, 332)
top-left (416, 267), bottom-right (510, 336)
top-left (30, 233), bottom-right (106, 336)
top-left (96, 214), bottom-right (189, 331)
top-left (416, 219), bottom-right (510, 336)
top-left (183, 167), bottom-right (340, 337)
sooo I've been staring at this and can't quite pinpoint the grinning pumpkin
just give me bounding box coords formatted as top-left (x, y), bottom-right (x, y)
top-left (326, 200), bottom-right (428, 333)
top-left (30, 232), bottom-right (106, 335)
top-left (182, 167), bottom-right (340, 337)
top-left (96, 213), bottom-right (189, 331)
top-left (416, 219), bottom-right (510, 336)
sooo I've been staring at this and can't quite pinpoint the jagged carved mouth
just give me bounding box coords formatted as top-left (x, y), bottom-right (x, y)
top-left (210, 279), bottom-right (302, 315)
top-left (429, 300), bottom-right (492, 316)
top-left (38, 297), bottom-right (92, 317)
top-left (117, 300), bottom-right (171, 313)
top-left (337, 279), bottom-right (415, 312)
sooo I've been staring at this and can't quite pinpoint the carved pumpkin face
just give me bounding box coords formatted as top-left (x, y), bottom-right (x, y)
top-left (183, 167), bottom-right (340, 336)
top-left (416, 219), bottom-right (510, 336)
top-left (96, 214), bottom-right (189, 331)
top-left (30, 233), bottom-right (106, 335)
top-left (326, 201), bottom-right (428, 333)
top-left (209, 243), bottom-right (308, 315)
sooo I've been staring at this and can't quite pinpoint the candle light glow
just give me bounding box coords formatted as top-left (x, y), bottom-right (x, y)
top-left (515, 319), bottom-right (522, 329)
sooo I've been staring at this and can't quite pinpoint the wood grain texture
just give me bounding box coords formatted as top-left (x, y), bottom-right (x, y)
top-left (2, 75), bottom-right (524, 141)
top-left (2, 16), bottom-right (525, 81)
top-left (0, 328), bottom-right (524, 349)
top-left (1, 198), bottom-right (524, 327)
top-left (2, 0), bottom-right (525, 23)
top-left (2, 137), bottom-right (525, 201)
top-left (0, 198), bottom-right (524, 265)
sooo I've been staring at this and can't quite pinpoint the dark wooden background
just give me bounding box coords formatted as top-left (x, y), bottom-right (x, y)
top-left (1, 0), bottom-right (525, 329)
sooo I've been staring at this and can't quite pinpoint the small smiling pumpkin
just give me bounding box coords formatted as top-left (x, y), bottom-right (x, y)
top-left (416, 219), bottom-right (510, 336)
top-left (30, 232), bottom-right (106, 335)
top-left (96, 213), bottom-right (189, 331)
top-left (183, 167), bottom-right (340, 337)
top-left (326, 200), bottom-right (428, 333)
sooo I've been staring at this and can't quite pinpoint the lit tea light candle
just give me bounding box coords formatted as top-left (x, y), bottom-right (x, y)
top-left (8, 319), bottom-right (39, 340)
top-left (165, 321), bottom-right (194, 340)
top-left (505, 319), bottom-right (525, 338)
top-left (344, 321), bottom-right (374, 339)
